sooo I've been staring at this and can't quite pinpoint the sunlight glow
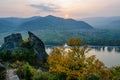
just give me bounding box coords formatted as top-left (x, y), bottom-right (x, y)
top-left (64, 14), bottom-right (69, 18)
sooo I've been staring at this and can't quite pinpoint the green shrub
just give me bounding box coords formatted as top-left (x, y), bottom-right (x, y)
top-left (12, 61), bottom-right (40, 80)
top-left (86, 74), bottom-right (100, 80)
top-left (0, 50), bottom-right (12, 61)
top-left (11, 49), bottom-right (35, 63)
top-left (109, 66), bottom-right (120, 79)
top-left (38, 72), bottom-right (60, 80)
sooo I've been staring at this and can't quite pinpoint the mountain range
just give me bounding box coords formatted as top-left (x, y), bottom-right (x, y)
top-left (82, 16), bottom-right (120, 29)
top-left (0, 15), bottom-right (93, 33)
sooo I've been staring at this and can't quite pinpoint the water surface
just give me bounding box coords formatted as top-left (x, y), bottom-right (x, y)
top-left (88, 46), bottom-right (120, 67)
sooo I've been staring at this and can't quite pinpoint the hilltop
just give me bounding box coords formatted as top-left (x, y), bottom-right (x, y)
top-left (0, 15), bottom-right (93, 33)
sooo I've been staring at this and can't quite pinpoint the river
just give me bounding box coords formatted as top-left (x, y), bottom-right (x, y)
top-left (88, 46), bottom-right (120, 67)
top-left (46, 45), bottom-right (120, 67)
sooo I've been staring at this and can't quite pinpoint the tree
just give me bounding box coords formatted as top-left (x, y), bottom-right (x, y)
top-left (48, 38), bottom-right (112, 80)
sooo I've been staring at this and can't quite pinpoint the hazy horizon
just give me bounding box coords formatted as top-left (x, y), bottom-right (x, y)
top-left (0, 14), bottom-right (120, 19)
top-left (0, 0), bottom-right (120, 19)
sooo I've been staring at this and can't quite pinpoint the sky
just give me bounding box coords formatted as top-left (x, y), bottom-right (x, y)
top-left (0, 0), bottom-right (120, 19)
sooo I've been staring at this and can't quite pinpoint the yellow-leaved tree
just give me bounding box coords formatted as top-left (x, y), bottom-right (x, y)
top-left (48, 38), bottom-right (112, 80)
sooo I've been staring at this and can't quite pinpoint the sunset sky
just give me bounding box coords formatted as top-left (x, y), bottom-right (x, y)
top-left (0, 0), bottom-right (120, 19)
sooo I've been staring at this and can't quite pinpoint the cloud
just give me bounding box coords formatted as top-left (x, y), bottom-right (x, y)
top-left (30, 4), bottom-right (60, 12)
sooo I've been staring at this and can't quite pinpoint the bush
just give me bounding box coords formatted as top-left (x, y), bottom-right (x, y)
top-left (12, 61), bottom-right (40, 80)
top-left (109, 66), bottom-right (120, 79)
top-left (0, 50), bottom-right (12, 61)
top-left (11, 49), bottom-right (35, 63)
top-left (38, 72), bottom-right (60, 80)
top-left (86, 74), bottom-right (100, 80)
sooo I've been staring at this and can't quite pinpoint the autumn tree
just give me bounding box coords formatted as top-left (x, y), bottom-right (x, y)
top-left (48, 38), bottom-right (112, 80)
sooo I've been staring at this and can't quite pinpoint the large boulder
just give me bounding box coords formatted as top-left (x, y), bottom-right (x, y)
top-left (28, 31), bottom-right (48, 62)
top-left (0, 33), bottom-right (23, 51)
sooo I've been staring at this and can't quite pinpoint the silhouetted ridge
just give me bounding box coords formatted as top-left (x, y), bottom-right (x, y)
top-left (0, 15), bottom-right (93, 32)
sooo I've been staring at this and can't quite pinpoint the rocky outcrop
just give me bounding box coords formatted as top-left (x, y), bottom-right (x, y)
top-left (0, 31), bottom-right (48, 62)
top-left (0, 33), bottom-right (23, 51)
top-left (28, 31), bottom-right (48, 62)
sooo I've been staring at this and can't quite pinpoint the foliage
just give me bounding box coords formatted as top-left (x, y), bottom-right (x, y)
top-left (20, 39), bottom-right (32, 49)
top-left (38, 72), bottom-right (58, 80)
top-left (0, 50), bottom-right (12, 61)
top-left (48, 38), bottom-right (112, 80)
top-left (109, 66), bottom-right (120, 79)
top-left (0, 49), bottom-right (35, 64)
top-left (11, 49), bottom-right (35, 63)
top-left (12, 61), bottom-right (40, 80)
top-left (11, 61), bottom-right (60, 80)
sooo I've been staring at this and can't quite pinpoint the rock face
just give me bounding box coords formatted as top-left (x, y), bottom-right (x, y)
top-left (0, 33), bottom-right (23, 51)
top-left (0, 31), bottom-right (48, 62)
top-left (28, 31), bottom-right (48, 62)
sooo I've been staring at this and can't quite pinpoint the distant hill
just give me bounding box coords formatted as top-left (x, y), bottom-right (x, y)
top-left (81, 16), bottom-right (120, 29)
top-left (0, 15), bottom-right (93, 33)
